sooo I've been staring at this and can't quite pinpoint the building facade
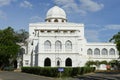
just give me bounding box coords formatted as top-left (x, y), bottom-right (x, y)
top-left (20, 6), bottom-right (118, 69)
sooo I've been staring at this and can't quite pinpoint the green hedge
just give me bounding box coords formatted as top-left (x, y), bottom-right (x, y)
top-left (21, 67), bottom-right (95, 77)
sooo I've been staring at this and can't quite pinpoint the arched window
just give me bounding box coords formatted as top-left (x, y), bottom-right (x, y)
top-left (44, 58), bottom-right (51, 67)
top-left (62, 19), bottom-right (64, 22)
top-left (102, 48), bottom-right (108, 55)
top-left (109, 48), bottom-right (115, 55)
top-left (55, 40), bottom-right (62, 51)
top-left (87, 48), bottom-right (92, 55)
top-left (57, 60), bottom-right (60, 67)
top-left (54, 19), bottom-right (58, 22)
top-left (48, 19), bottom-right (51, 22)
top-left (65, 40), bottom-right (72, 51)
top-left (44, 40), bottom-right (51, 51)
top-left (94, 48), bottom-right (100, 55)
top-left (56, 58), bottom-right (61, 67)
top-left (19, 48), bottom-right (25, 55)
top-left (65, 58), bottom-right (72, 67)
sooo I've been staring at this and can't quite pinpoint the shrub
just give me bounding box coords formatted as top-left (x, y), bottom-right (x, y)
top-left (85, 61), bottom-right (95, 67)
top-left (62, 67), bottom-right (73, 77)
top-left (100, 61), bottom-right (108, 65)
top-left (71, 67), bottom-right (81, 76)
top-left (21, 67), bottom-right (95, 77)
top-left (3, 66), bottom-right (14, 71)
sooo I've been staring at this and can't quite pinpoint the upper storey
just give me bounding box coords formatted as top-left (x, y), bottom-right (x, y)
top-left (45, 6), bottom-right (67, 23)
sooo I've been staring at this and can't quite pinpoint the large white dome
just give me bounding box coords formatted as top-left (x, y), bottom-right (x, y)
top-left (46, 6), bottom-right (66, 19)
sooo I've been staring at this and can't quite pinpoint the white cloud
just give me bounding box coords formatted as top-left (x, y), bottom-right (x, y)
top-left (20, 1), bottom-right (33, 8)
top-left (0, 10), bottom-right (7, 19)
top-left (53, 0), bottom-right (85, 14)
top-left (53, 0), bottom-right (104, 15)
top-left (0, 0), bottom-right (15, 7)
top-left (53, 0), bottom-right (77, 10)
top-left (30, 16), bottom-right (43, 22)
top-left (85, 29), bottom-right (100, 42)
top-left (85, 24), bottom-right (120, 42)
top-left (39, 3), bottom-right (50, 8)
top-left (79, 0), bottom-right (104, 12)
top-left (104, 25), bottom-right (120, 30)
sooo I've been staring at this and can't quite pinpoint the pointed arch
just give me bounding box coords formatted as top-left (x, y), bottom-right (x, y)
top-left (55, 40), bottom-right (62, 51)
top-left (109, 48), bottom-right (115, 55)
top-left (65, 40), bottom-right (72, 51)
top-left (44, 40), bottom-right (51, 51)
top-left (56, 58), bottom-right (61, 67)
top-left (87, 48), bottom-right (92, 55)
top-left (94, 48), bottom-right (100, 55)
top-left (55, 58), bottom-right (62, 67)
top-left (65, 58), bottom-right (72, 67)
top-left (102, 48), bottom-right (108, 55)
top-left (62, 19), bottom-right (64, 22)
top-left (44, 58), bottom-right (51, 67)
top-left (54, 19), bottom-right (58, 22)
top-left (20, 48), bottom-right (25, 55)
top-left (57, 60), bottom-right (60, 67)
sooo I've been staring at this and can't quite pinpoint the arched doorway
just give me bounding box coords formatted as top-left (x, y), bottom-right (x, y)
top-left (44, 58), bottom-right (51, 67)
top-left (57, 60), bottom-right (60, 67)
top-left (65, 58), bottom-right (72, 67)
top-left (14, 60), bottom-right (17, 69)
top-left (56, 58), bottom-right (61, 67)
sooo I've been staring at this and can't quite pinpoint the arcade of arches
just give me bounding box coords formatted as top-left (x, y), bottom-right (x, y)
top-left (44, 58), bottom-right (72, 67)
top-left (21, 6), bottom-right (118, 70)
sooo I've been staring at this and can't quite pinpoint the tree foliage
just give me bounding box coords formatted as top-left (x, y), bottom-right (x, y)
top-left (85, 61), bottom-right (95, 67)
top-left (0, 27), bottom-right (20, 69)
top-left (0, 27), bottom-right (28, 70)
top-left (100, 60), bottom-right (108, 65)
top-left (109, 60), bottom-right (117, 65)
top-left (109, 31), bottom-right (120, 57)
top-left (85, 60), bottom-right (108, 67)
top-left (16, 29), bottom-right (29, 44)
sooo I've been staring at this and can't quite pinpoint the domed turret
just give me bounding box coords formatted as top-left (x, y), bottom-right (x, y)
top-left (45, 6), bottom-right (67, 23)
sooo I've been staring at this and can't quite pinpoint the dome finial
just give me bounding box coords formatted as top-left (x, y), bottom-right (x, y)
top-left (54, 3), bottom-right (57, 6)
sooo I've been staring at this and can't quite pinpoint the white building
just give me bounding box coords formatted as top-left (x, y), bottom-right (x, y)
top-left (21, 6), bottom-right (118, 69)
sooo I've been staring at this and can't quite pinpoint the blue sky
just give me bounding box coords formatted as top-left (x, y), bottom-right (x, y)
top-left (0, 0), bottom-right (120, 42)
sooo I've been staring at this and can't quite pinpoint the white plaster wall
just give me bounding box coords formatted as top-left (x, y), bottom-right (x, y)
top-left (38, 53), bottom-right (82, 67)
top-left (23, 54), bottom-right (31, 67)
top-left (22, 22), bottom-right (119, 69)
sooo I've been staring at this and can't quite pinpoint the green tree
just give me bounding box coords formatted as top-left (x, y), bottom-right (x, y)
top-left (0, 27), bottom-right (20, 69)
top-left (85, 61), bottom-right (95, 67)
top-left (109, 31), bottom-right (120, 58)
top-left (100, 60), bottom-right (108, 65)
top-left (16, 29), bottom-right (29, 44)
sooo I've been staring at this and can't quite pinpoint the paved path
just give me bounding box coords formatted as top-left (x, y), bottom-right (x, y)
top-left (0, 71), bottom-right (54, 80)
top-left (78, 72), bottom-right (120, 80)
top-left (0, 71), bottom-right (120, 80)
